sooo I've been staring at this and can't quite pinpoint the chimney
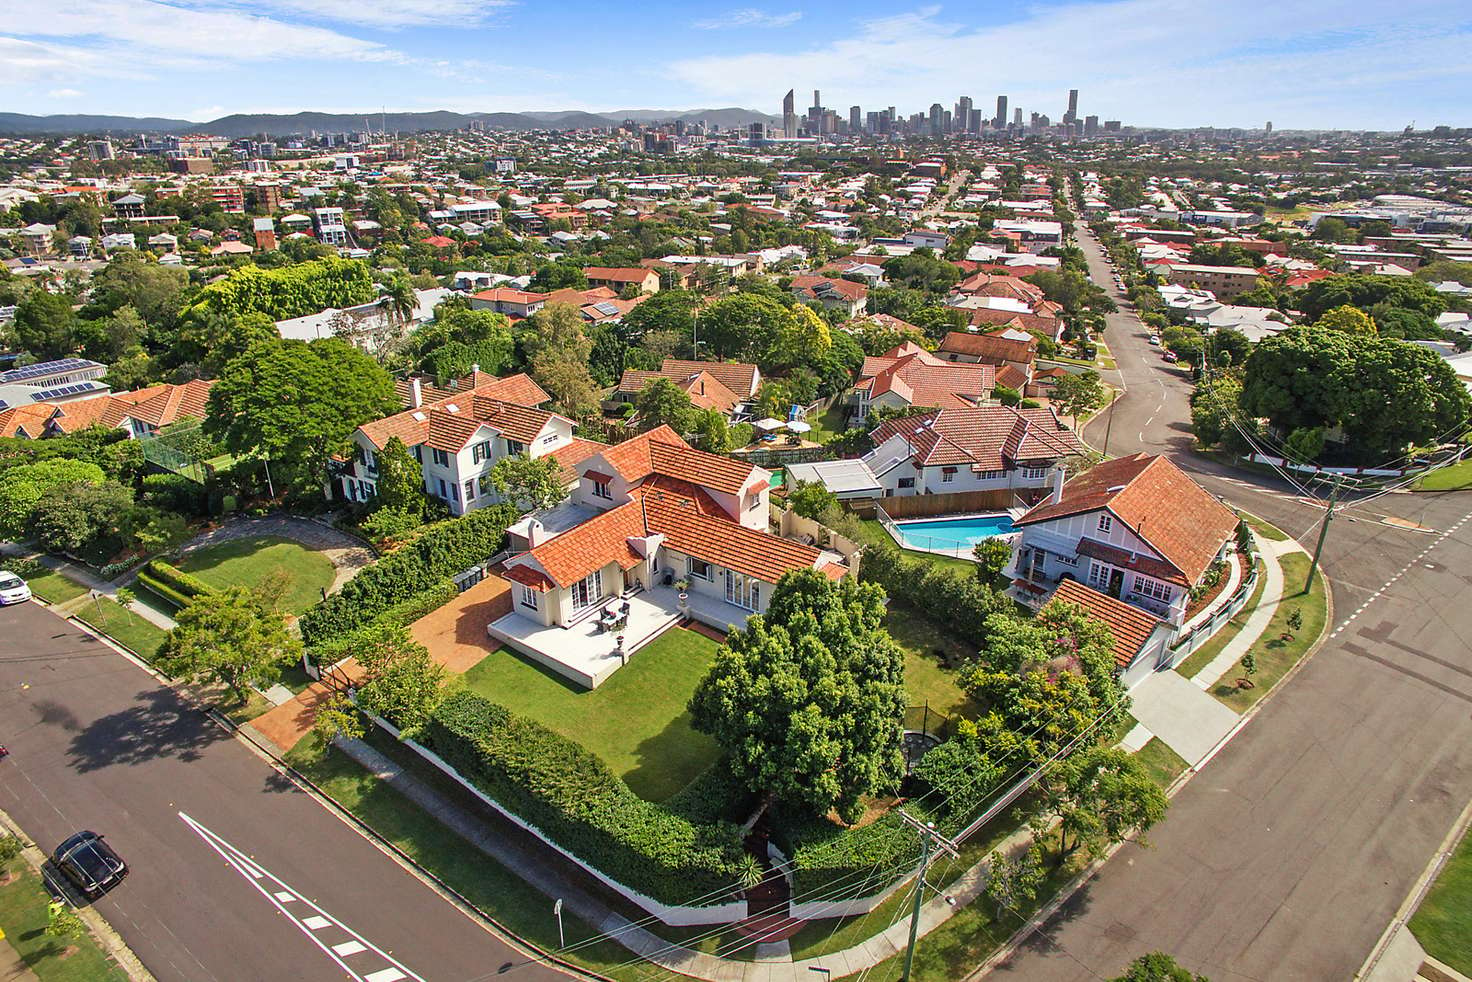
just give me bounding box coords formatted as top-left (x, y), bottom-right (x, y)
top-left (471, 362), bottom-right (480, 375)
top-left (525, 518), bottom-right (543, 548)
top-left (409, 377), bottom-right (423, 408)
top-left (1050, 466), bottom-right (1066, 504)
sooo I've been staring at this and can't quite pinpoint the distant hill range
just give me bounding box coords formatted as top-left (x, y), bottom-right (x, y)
top-left (0, 107), bottom-right (779, 138)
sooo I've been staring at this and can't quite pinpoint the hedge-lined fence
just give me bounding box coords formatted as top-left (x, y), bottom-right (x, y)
top-left (299, 503), bottom-right (517, 647)
top-left (135, 559), bottom-right (217, 609)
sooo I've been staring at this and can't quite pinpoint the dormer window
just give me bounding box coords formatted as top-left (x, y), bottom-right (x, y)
top-left (592, 479), bottom-right (612, 500)
top-left (1097, 513), bottom-right (1113, 533)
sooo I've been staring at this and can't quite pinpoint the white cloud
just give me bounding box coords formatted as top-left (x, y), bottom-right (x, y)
top-left (8, 0), bottom-right (401, 66)
top-left (47, 88), bottom-right (85, 98)
top-left (667, 0), bottom-right (1472, 129)
top-left (187, 105), bottom-right (226, 120)
top-left (235, 0), bottom-right (516, 29)
top-left (692, 8), bottom-right (802, 30)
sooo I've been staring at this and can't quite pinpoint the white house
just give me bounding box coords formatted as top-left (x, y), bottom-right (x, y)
top-left (1007, 453), bottom-right (1238, 629)
top-left (494, 426), bottom-right (849, 687)
top-left (863, 405), bottom-right (1083, 497)
top-left (337, 373), bottom-right (603, 513)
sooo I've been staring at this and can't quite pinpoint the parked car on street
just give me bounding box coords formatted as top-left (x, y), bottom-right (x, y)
top-left (0, 571), bottom-right (32, 605)
top-left (1147, 335), bottom-right (1161, 346)
top-left (1164, 351), bottom-right (1180, 363)
top-left (53, 831), bottom-right (127, 900)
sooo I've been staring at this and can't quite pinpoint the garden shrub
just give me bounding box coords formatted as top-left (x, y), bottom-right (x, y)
top-left (860, 541), bottom-right (1014, 647)
top-left (419, 690), bottom-right (745, 905)
top-left (299, 503), bottom-right (516, 646)
top-left (772, 805), bottom-right (921, 900)
top-left (134, 571), bottom-right (192, 609)
top-left (144, 560), bottom-right (216, 600)
top-left (141, 473), bottom-right (210, 518)
top-left (311, 580), bottom-right (458, 664)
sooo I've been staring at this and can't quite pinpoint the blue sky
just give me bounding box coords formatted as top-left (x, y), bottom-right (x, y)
top-left (5, 0), bottom-right (1471, 129)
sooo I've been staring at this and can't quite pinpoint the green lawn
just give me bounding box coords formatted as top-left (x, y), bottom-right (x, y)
top-left (1410, 823), bottom-right (1472, 974)
top-left (1173, 560), bottom-right (1266, 679)
top-left (175, 535), bottom-right (335, 614)
top-left (461, 627), bottom-right (722, 801)
top-left (854, 520), bottom-right (978, 576)
top-left (1134, 737), bottom-right (1189, 790)
top-left (883, 606), bottom-right (975, 718)
top-left (0, 856), bottom-right (129, 982)
top-left (20, 569), bottom-right (88, 605)
top-left (1236, 509), bottom-right (1290, 542)
top-left (1414, 458), bottom-right (1472, 492)
top-left (803, 403), bottom-right (851, 444)
top-left (1209, 553), bottom-right (1327, 711)
top-left (73, 597), bottom-right (169, 661)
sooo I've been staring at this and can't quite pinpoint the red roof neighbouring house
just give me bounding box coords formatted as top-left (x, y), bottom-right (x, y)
top-left (1016, 453), bottom-right (1237, 586)
top-left (1049, 579), bottom-right (1165, 669)
top-left (868, 405), bottom-right (1083, 472)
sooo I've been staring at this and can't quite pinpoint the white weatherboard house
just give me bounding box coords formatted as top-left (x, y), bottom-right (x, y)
top-left (492, 426), bottom-right (850, 688)
top-left (337, 373), bottom-right (603, 513)
top-left (863, 405), bottom-right (1083, 497)
top-left (1007, 453), bottom-right (1238, 630)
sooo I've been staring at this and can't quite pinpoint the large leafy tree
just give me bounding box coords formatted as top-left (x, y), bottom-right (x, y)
top-left (1038, 746), bottom-right (1168, 867)
top-left (1108, 952), bottom-right (1209, 982)
top-left (522, 303), bottom-right (600, 419)
top-left (1051, 369), bottom-right (1105, 425)
top-left (1315, 304), bottom-right (1376, 336)
top-left (882, 250), bottom-right (961, 295)
top-left (206, 336), bottom-right (398, 494)
top-left (158, 586), bottom-right (302, 701)
top-left (488, 454), bottom-right (568, 512)
top-left (0, 459), bottom-right (105, 539)
top-left (1240, 327), bottom-right (1469, 456)
top-left (13, 291), bottom-right (78, 361)
top-left (1296, 273), bottom-right (1444, 321)
top-left (689, 569), bottom-right (907, 823)
top-left (31, 479), bottom-right (135, 554)
top-left (354, 623), bottom-right (452, 736)
top-left (634, 376), bottom-right (697, 433)
top-left (697, 294), bottom-right (794, 362)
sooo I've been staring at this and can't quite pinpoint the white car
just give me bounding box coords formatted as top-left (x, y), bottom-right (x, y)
top-left (1148, 335), bottom-right (1161, 346)
top-left (0, 571), bottom-right (33, 605)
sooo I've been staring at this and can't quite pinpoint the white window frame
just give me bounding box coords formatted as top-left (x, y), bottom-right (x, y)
top-left (1133, 575), bottom-right (1172, 603)
top-left (941, 468), bottom-right (955, 484)
top-left (1097, 513), bottom-right (1113, 533)
top-left (726, 571), bottom-right (760, 611)
top-left (592, 480), bottom-right (612, 500)
top-left (518, 584), bottom-right (539, 610)
top-left (464, 478), bottom-right (476, 502)
top-left (1021, 465), bottom-right (1049, 480)
top-left (688, 557), bottom-right (713, 581)
top-left (571, 571), bottom-right (604, 611)
top-left (506, 439), bottom-right (526, 456)
top-left (432, 447), bottom-right (449, 467)
top-left (1087, 561), bottom-right (1111, 589)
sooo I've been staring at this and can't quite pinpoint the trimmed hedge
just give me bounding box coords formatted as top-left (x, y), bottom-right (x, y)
top-left (312, 579), bottom-right (459, 664)
top-left (860, 541), bottom-right (1015, 647)
top-left (134, 571), bottom-right (192, 609)
top-left (775, 806), bottom-right (921, 901)
top-left (299, 504), bottom-right (517, 646)
top-left (420, 690), bottom-right (746, 906)
top-left (144, 560), bottom-right (216, 600)
top-left (141, 473), bottom-right (209, 518)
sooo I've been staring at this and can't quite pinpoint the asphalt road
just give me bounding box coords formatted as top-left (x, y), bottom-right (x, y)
top-left (0, 601), bottom-right (567, 982)
top-left (987, 224), bottom-right (1472, 980)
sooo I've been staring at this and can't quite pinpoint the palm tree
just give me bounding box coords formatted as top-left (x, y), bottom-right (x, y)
top-left (380, 277), bottom-right (416, 326)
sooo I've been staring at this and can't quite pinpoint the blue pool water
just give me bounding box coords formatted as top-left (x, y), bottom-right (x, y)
top-left (894, 514), bottom-right (1016, 553)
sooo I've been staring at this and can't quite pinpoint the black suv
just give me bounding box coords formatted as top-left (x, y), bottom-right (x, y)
top-left (53, 831), bottom-right (127, 900)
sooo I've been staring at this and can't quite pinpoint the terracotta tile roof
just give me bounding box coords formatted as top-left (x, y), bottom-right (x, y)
top-left (361, 374), bottom-right (550, 449)
top-left (0, 404), bottom-right (54, 438)
top-left (471, 287), bottom-right (549, 304)
top-left (938, 330), bottom-right (1037, 365)
top-left (1049, 579), bottom-right (1164, 669)
top-left (546, 437), bottom-right (607, 485)
top-left (591, 424), bottom-right (760, 496)
top-left (790, 275), bottom-right (868, 302)
top-left (1075, 537), bottom-right (1189, 587)
top-left (517, 498), bottom-right (649, 587)
top-left (617, 366), bottom-right (743, 414)
top-left (503, 564), bottom-right (555, 592)
top-left (42, 379), bottom-right (215, 434)
top-left (658, 359), bottom-right (760, 398)
top-left (639, 482), bottom-right (828, 584)
top-left (583, 267), bottom-right (657, 284)
top-left (856, 350), bottom-right (995, 410)
top-left (868, 405), bottom-right (1082, 471)
top-left (953, 272), bottom-right (1046, 304)
top-left (1016, 453), bottom-right (1237, 585)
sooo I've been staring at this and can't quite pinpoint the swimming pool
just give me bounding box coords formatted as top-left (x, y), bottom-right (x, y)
top-left (891, 513), bottom-right (1017, 555)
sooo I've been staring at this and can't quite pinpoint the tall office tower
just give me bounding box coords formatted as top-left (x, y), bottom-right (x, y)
top-left (813, 90), bottom-right (821, 112)
top-left (1030, 111), bottom-right (1042, 130)
top-left (929, 103), bottom-right (944, 137)
top-left (1265, 121), bottom-right (1273, 133)
top-left (1065, 88), bottom-right (1079, 123)
top-left (969, 108), bottom-right (983, 133)
top-left (995, 95), bottom-right (1008, 129)
top-left (850, 106), bottom-right (862, 132)
top-left (1014, 107), bottom-right (1022, 128)
top-left (782, 89), bottom-right (796, 138)
top-left (957, 95), bottom-right (974, 132)
top-left (1084, 114), bottom-right (1099, 137)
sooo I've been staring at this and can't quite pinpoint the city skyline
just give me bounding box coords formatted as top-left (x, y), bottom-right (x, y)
top-left (3, 0), bottom-right (1471, 129)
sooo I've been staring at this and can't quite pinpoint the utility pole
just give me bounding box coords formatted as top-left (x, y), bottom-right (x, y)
top-left (1101, 391), bottom-right (1116, 456)
top-left (1305, 474), bottom-right (1343, 591)
top-left (896, 809), bottom-right (959, 982)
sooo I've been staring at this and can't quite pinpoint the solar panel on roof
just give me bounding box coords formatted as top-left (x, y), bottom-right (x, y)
top-left (592, 302), bottom-right (619, 316)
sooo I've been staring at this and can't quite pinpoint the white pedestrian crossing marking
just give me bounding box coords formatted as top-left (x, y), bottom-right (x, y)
top-left (178, 813), bottom-right (426, 982)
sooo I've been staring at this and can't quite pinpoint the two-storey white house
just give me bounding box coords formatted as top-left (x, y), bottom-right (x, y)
top-left (493, 426), bottom-right (849, 687)
top-left (337, 373), bottom-right (604, 514)
top-left (863, 405), bottom-right (1083, 497)
top-left (1007, 453), bottom-right (1238, 629)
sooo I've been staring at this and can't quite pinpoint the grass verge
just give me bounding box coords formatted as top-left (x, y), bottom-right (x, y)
top-left (1414, 458), bottom-right (1472, 492)
top-left (1208, 553), bottom-right (1326, 711)
top-left (22, 569), bottom-right (88, 606)
top-left (1236, 509), bottom-right (1290, 542)
top-left (1173, 559), bottom-right (1266, 679)
top-left (72, 598), bottom-right (168, 661)
top-left (1134, 738), bottom-right (1188, 790)
top-left (0, 856), bottom-right (128, 982)
top-left (1409, 823), bottom-right (1472, 974)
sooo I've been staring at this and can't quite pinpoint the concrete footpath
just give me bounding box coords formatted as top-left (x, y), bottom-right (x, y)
top-left (1193, 536), bottom-right (1304, 689)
